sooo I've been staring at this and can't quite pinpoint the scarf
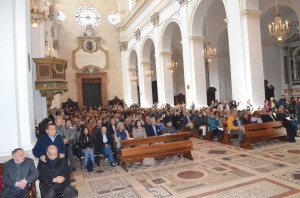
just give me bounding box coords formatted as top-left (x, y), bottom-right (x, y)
top-left (117, 129), bottom-right (127, 140)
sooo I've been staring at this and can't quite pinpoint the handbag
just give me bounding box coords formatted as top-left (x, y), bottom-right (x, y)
top-left (87, 157), bottom-right (93, 172)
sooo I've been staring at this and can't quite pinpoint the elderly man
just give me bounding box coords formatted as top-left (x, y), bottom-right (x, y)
top-left (145, 117), bottom-right (162, 137)
top-left (227, 110), bottom-right (246, 144)
top-left (0, 148), bottom-right (39, 198)
top-left (33, 123), bottom-right (66, 162)
top-left (38, 145), bottom-right (78, 198)
top-left (95, 126), bottom-right (116, 167)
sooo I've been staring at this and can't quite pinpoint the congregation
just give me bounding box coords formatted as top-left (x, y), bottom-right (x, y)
top-left (1, 95), bottom-right (300, 198)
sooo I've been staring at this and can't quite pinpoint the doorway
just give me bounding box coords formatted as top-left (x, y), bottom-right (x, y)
top-left (82, 82), bottom-right (102, 107)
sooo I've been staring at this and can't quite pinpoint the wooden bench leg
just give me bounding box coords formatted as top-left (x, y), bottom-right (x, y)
top-left (240, 140), bottom-right (252, 149)
top-left (122, 162), bottom-right (128, 172)
top-left (279, 136), bottom-right (289, 142)
top-left (192, 129), bottom-right (201, 138)
top-left (203, 131), bottom-right (213, 141)
top-left (223, 134), bottom-right (233, 145)
top-left (183, 151), bottom-right (193, 161)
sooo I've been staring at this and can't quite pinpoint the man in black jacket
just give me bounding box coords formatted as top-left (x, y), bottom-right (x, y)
top-left (0, 148), bottom-right (39, 198)
top-left (37, 145), bottom-right (78, 198)
top-left (145, 117), bottom-right (162, 137)
top-left (276, 108), bottom-right (296, 142)
top-left (95, 126), bottom-right (116, 167)
top-left (261, 110), bottom-right (276, 123)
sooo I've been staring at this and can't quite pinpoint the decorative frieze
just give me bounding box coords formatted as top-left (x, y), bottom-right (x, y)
top-left (150, 12), bottom-right (159, 27)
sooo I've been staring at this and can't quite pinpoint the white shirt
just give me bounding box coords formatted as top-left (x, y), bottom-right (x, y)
top-left (102, 134), bottom-right (108, 143)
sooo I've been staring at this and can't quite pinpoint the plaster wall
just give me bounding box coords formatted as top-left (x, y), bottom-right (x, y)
top-left (54, 0), bottom-right (123, 106)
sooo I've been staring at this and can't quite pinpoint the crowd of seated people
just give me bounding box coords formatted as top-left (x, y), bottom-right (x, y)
top-left (2, 96), bottom-right (300, 197)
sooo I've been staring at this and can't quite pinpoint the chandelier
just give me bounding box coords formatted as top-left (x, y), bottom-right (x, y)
top-left (107, 11), bottom-right (121, 25)
top-left (268, 0), bottom-right (290, 42)
top-left (202, 0), bottom-right (217, 62)
top-left (167, 61), bottom-right (178, 73)
top-left (30, 0), bottom-right (46, 28)
top-left (202, 42), bottom-right (216, 62)
top-left (75, 4), bottom-right (101, 28)
top-left (145, 70), bottom-right (154, 79)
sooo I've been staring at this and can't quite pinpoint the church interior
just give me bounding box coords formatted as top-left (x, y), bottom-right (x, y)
top-left (1, 0), bottom-right (300, 197)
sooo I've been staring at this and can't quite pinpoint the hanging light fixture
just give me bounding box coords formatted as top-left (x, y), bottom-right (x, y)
top-left (57, 8), bottom-right (66, 21)
top-left (107, 11), bottom-right (121, 25)
top-left (75, 4), bottom-right (101, 28)
top-left (145, 70), bottom-right (154, 79)
top-left (202, 0), bottom-right (216, 62)
top-left (167, 61), bottom-right (178, 73)
top-left (30, 0), bottom-right (46, 28)
top-left (268, 0), bottom-right (290, 42)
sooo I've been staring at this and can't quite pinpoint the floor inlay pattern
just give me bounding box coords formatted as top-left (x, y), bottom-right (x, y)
top-left (188, 178), bottom-right (300, 198)
top-left (73, 137), bottom-right (300, 198)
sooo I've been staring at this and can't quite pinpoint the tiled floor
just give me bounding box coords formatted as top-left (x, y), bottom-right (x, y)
top-left (74, 137), bottom-right (300, 198)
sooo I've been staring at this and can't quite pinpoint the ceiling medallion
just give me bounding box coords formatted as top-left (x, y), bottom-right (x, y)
top-left (75, 4), bottom-right (101, 28)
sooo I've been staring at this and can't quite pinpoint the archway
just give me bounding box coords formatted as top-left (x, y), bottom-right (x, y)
top-left (129, 49), bottom-right (139, 105)
top-left (141, 38), bottom-right (158, 107)
top-left (259, 1), bottom-right (299, 99)
top-left (161, 21), bottom-right (185, 106)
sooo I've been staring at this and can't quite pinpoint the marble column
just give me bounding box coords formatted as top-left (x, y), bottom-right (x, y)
top-left (189, 36), bottom-right (207, 106)
top-left (120, 41), bottom-right (130, 105)
top-left (129, 68), bottom-right (139, 104)
top-left (179, 1), bottom-right (193, 107)
top-left (240, 9), bottom-right (265, 106)
top-left (160, 52), bottom-right (174, 106)
top-left (152, 12), bottom-right (164, 106)
top-left (140, 62), bottom-right (153, 107)
top-left (226, 1), bottom-right (247, 104)
top-left (0, 0), bottom-right (35, 157)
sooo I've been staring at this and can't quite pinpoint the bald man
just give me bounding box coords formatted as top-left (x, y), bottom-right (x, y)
top-left (37, 145), bottom-right (78, 198)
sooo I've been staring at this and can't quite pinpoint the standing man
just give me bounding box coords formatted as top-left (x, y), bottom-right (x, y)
top-left (33, 123), bottom-right (66, 162)
top-left (0, 148), bottom-right (39, 198)
top-left (65, 119), bottom-right (77, 172)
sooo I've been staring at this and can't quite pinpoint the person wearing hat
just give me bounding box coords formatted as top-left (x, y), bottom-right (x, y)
top-left (163, 117), bottom-right (177, 134)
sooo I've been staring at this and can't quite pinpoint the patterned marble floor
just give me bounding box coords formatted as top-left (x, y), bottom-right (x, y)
top-left (73, 137), bottom-right (300, 198)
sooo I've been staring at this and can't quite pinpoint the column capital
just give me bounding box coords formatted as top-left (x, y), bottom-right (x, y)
top-left (240, 9), bottom-right (261, 19)
top-left (134, 29), bottom-right (141, 40)
top-left (141, 61), bottom-right (151, 66)
top-left (160, 51), bottom-right (172, 56)
top-left (128, 67), bottom-right (137, 72)
top-left (177, 0), bottom-right (187, 6)
top-left (189, 36), bottom-right (205, 41)
top-left (119, 41), bottom-right (128, 51)
top-left (150, 12), bottom-right (159, 27)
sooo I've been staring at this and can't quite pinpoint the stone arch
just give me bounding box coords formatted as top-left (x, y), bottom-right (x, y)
top-left (129, 49), bottom-right (138, 68)
top-left (190, 0), bottom-right (227, 37)
top-left (160, 19), bottom-right (182, 52)
top-left (141, 37), bottom-right (155, 62)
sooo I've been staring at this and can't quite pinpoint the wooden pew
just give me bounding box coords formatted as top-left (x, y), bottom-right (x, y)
top-left (180, 118), bottom-right (189, 132)
top-left (241, 121), bottom-right (289, 149)
top-left (192, 120), bottom-right (201, 138)
top-left (220, 123), bottom-right (238, 145)
top-left (0, 163), bottom-right (37, 198)
top-left (120, 132), bottom-right (193, 172)
top-left (203, 121), bottom-right (213, 141)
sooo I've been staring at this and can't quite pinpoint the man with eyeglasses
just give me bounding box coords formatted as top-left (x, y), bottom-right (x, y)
top-left (37, 145), bottom-right (78, 198)
top-left (33, 124), bottom-right (66, 163)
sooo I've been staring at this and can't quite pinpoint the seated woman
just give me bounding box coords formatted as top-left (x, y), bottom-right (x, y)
top-left (241, 113), bottom-right (251, 125)
top-left (79, 126), bottom-right (95, 170)
top-left (216, 111), bottom-right (226, 131)
top-left (115, 122), bottom-right (130, 149)
top-left (132, 119), bottom-right (147, 138)
top-left (208, 112), bottom-right (223, 139)
top-left (156, 116), bottom-right (164, 130)
top-left (183, 111), bottom-right (193, 130)
top-left (250, 111), bottom-right (263, 124)
top-left (264, 100), bottom-right (271, 112)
